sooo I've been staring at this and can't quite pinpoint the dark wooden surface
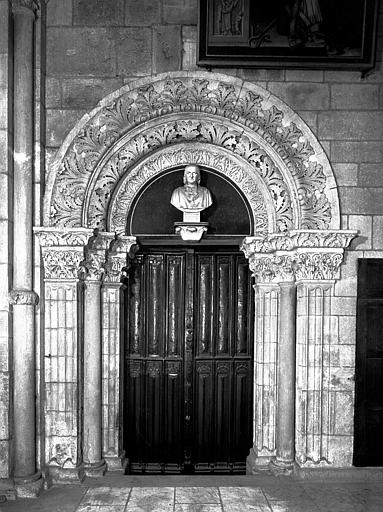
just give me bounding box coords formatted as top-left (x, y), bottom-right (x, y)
top-left (354, 258), bottom-right (383, 466)
top-left (123, 246), bottom-right (254, 474)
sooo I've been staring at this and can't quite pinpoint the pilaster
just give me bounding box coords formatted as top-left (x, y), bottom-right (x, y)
top-left (242, 229), bottom-right (357, 476)
top-left (35, 227), bottom-right (92, 484)
top-left (247, 283), bottom-right (279, 473)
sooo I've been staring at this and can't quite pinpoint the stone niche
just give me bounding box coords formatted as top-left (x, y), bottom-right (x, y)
top-left (33, 71), bottom-right (356, 482)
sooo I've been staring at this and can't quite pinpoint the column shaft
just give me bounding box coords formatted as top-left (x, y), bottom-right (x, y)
top-left (11, 3), bottom-right (40, 491)
top-left (275, 282), bottom-right (296, 466)
top-left (83, 281), bottom-right (105, 474)
top-left (13, 8), bottom-right (34, 289)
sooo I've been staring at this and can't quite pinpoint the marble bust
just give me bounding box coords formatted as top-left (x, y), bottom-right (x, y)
top-left (170, 164), bottom-right (212, 212)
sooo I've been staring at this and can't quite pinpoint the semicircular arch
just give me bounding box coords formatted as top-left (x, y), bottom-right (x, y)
top-left (45, 71), bottom-right (340, 233)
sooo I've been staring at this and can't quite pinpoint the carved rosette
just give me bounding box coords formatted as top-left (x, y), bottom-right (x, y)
top-left (46, 73), bottom-right (340, 235)
top-left (103, 235), bottom-right (138, 283)
top-left (242, 230), bottom-right (357, 283)
top-left (9, 289), bottom-right (39, 306)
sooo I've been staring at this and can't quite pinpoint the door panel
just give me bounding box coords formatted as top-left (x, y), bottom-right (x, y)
top-left (123, 247), bottom-right (253, 474)
top-left (354, 259), bottom-right (383, 466)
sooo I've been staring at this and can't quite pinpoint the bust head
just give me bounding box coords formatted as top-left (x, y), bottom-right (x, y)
top-left (183, 164), bottom-right (201, 186)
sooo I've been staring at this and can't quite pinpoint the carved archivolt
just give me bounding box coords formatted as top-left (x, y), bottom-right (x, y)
top-left (108, 144), bottom-right (272, 233)
top-left (45, 72), bottom-right (340, 234)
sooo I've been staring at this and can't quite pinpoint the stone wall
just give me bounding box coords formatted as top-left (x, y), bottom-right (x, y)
top-left (44, 0), bottom-right (383, 467)
top-left (0, 0), bottom-right (12, 480)
top-left (0, 0), bottom-right (379, 481)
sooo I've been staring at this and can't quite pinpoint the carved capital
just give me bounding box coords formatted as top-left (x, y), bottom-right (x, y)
top-left (79, 230), bottom-right (114, 282)
top-left (248, 254), bottom-right (296, 284)
top-left (242, 230), bottom-right (357, 255)
top-left (103, 236), bottom-right (138, 283)
top-left (242, 230), bottom-right (357, 283)
top-left (35, 228), bottom-right (93, 248)
top-left (11, 0), bottom-right (39, 15)
top-left (9, 289), bottom-right (39, 306)
top-left (295, 252), bottom-right (343, 281)
top-left (42, 248), bottom-right (84, 280)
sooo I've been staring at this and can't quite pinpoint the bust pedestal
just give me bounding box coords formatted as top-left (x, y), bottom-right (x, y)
top-left (174, 211), bottom-right (208, 241)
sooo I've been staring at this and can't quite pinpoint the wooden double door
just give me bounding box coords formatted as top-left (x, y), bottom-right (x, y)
top-left (122, 246), bottom-right (254, 474)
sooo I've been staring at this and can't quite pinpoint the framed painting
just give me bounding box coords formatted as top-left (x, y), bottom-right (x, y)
top-left (198, 0), bottom-right (379, 70)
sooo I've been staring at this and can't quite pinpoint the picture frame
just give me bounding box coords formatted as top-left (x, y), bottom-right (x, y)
top-left (198, 0), bottom-right (379, 71)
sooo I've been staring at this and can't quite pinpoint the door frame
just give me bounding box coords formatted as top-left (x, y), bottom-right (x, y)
top-left (121, 236), bottom-right (255, 474)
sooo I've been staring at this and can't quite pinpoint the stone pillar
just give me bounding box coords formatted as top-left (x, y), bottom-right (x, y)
top-left (246, 283), bottom-right (279, 473)
top-left (295, 281), bottom-right (333, 467)
top-left (80, 230), bottom-right (114, 477)
top-left (10, 0), bottom-right (41, 497)
top-left (242, 230), bottom-right (356, 476)
top-left (273, 281), bottom-right (296, 473)
top-left (35, 228), bottom-right (92, 484)
top-left (101, 236), bottom-right (137, 470)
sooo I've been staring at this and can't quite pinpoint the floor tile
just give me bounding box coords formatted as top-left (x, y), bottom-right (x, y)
top-left (175, 505), bottom-right (223, 512)
top-left (176, 487), bottom-right (220, 504)
top-left (222, 504), bottom-right (271, 512)
top-left (76, 506), bottom-right (126, 512)
top-left (125, 486), bottom-right (174, 512)
top-left (266, 500), bottom-right (320, 512)
top-left (79, 487), bottom-right (130, 506)
top-left (220, 486), bottom-right (268, 502)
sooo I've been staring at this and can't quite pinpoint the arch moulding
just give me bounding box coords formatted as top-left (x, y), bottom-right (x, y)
top-left (44, 70), bottom-right (343, 235)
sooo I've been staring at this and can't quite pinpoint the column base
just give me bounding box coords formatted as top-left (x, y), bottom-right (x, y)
top-left (83, 459), bottom-right (107, 478)
top-left (14, 471), bottom-right (44, 498)
top-left (246, 448), bottom-right (274, 475)
top-left (104, 455), bottom-right (125, 472)
top-left (269, 458), bottom-right (296, 476)
top-left (0, 478), bottom-right (17, 502)
top-left (46, 465), bottom-right (85, 485)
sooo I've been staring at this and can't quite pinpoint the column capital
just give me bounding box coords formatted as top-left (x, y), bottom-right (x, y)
top-left (11, 0), bottom-right (39, 16)
top-left (80, 229), bottom-right (115, 282)
top-left (35, 228), bottom-right (93, 281)
top-left (241, 229), bottom-right (357, 284)
top-left (104, 235), bottom-right (138, 283)
top-left (9, 289), bottom-right (39, 306)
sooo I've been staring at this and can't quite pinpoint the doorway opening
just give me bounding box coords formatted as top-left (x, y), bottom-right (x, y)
top-left (122, 242), bottom-right (254, 474)
top-left (354, 258), bottom-right (383, 466)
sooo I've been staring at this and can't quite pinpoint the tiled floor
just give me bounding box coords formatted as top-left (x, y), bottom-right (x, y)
top-left (2, 474), bottom-right (383, 512)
